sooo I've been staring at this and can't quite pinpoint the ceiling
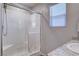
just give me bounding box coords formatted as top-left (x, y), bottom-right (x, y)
top-left (20, 3), bottom-right (39, 9)
top-left (19, 3), bottom-right (57, 9)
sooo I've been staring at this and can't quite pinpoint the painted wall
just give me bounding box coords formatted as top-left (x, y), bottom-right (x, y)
top-left (33, 3), bottom-right (79, 54)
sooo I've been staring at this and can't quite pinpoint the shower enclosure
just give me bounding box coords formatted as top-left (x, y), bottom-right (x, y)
top-left (0, 3), bottom-right (40, 56)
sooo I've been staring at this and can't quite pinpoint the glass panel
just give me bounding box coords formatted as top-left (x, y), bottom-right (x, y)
top-left (50, 15), bottom-right (66, 27)
top-left (50, 3), bottom-right (66, 27)
top-left (50, 3), bottom-right (66, 16)
top-left (3, 5), bottom-right (30, 56)
top-left (28, 13), bottom-right (40, 54)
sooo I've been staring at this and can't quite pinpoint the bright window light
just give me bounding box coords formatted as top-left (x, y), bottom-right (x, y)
top-left (50, 3), bottom-right (66, 27)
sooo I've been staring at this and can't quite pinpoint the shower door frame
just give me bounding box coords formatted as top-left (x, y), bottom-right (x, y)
top-left (0, 3), bottom-right (4, 56)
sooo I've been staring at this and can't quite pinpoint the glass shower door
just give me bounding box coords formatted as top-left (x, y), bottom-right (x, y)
top-left (28, 13), bottom-right (40, 54)
top-left (3, 5), bottom-right (30, 56)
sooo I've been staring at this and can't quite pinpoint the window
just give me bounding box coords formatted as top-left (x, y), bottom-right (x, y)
top-left (50, 3), bottom-right (66, 27)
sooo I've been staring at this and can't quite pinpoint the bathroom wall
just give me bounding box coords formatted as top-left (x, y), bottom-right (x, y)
top-left (0, 3), bottom-right (2, 56)
top-left (33, 3), bottom-right (79, 54)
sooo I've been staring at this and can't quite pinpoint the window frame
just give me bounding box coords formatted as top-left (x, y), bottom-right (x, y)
top-left (48, 3), bottom-right (68, 28)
